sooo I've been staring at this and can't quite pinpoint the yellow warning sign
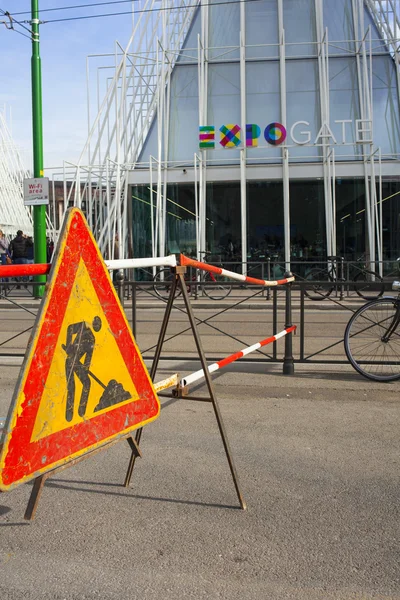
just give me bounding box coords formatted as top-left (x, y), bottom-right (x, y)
top-left (31, 258), bottom-right (142, 441)
top-left (0, 208), bottom-right (160, 491)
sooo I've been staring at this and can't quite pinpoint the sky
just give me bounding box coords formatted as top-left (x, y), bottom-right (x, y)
top-left (0, 0), bottom-right (136, 175)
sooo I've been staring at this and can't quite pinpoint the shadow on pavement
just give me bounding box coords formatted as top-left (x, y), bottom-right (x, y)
top-left (45, 479), bottom-right (240, 510)
top-left (0, 505), bottom-right (11, 516)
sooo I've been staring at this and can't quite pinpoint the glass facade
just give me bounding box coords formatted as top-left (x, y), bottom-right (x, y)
top-left (132, 183), bottom-right (197, 257)
top-left (133, 178), bottom-right (400, 263)
top-left (382, 181), bottom-right (400, 265)
top-left (336, 179), bottom-right (367, 259)
top-left (131, 186), bottom-right (153, 260)
top-left (148, 0), bottom-right (400, 164)
top-left (329, 57), bottom-right (361, 159)
top-left (130, 0), bottom-right (400, 269)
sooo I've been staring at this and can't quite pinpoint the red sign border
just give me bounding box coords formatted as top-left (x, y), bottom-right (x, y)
top-left (0, 209), bottom-right (159, 490)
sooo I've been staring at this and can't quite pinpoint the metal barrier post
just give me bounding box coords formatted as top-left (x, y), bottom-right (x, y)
top-left (193, 266), bottom-right (198, 300)
top-left (261, 262), bottom-right (265, 297)
top-left (300, 287), bottom-right (305, 361)
top-left (346, 260), bottom-right (350, 297)
top-left (283, 272), bottom-right (294, 375)
top-left (116, 269), bottom-right (125, 307)
top-left (339, 257), bottom-right (344, 301)
top-left (267, 258), bottom-right (271, 301)
top-left (131, 280), bottom-right (137, 338)
top-left (272, 288), bottom-right (277, 360)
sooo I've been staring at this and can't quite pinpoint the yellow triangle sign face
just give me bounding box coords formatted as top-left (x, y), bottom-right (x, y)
top-left (32, 258), bottom-right (141, 441)
top-left (0, 208), bottom-right (160, 491)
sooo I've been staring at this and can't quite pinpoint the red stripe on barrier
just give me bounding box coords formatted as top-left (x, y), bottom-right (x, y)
top-left (179, 255), bottom-right (223, 276)
top-left (284, 325), bottom-right (297, 335)
top-left (0, 264), bottom-right (51, 277)
top-left (179, 254), bottom-right (193, 267)
top-left (246, 275), bottom-right (292, 286)
top-left (244, 275), bottom-right (266, 285)
top-left (217, 327), bottom-right (296, 369)
top-left (217, 351), bottom-right (244, 369)
top-left (259, 335), bottom-right (276, 347)
top-left (180, 254), bottom-right (293, 286)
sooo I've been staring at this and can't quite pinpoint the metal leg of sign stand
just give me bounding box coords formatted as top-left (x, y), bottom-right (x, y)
top-left (124, 272), bottom-right (179, 487)
top-left (23, 434), bottom-right (141, 521)
top-left (24, 474), bottom-right (47, 521)
top-left (122, 435), bottom-right (142, 487)
top-left (124, 266), bottom-right (246, 510)
top-left (177, 270), bottom-right (246, 510)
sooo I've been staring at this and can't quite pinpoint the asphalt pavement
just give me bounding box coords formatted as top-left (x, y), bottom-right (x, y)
top-left (0, 295), bottom-right (399, 600)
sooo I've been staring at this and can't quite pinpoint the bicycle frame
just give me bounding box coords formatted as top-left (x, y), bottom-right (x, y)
top-left (382, 295), bottom-right (400, 343)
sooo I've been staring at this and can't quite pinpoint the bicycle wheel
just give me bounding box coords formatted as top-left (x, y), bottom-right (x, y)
top-left (304, 268), bottom-right (334, 300)
top-left (353, 269), bottom-right (384, 301)
top-left (344, 298), bottom-right (400, 381)
top-left (153, 269), bottom-right (182, 300)
top-left (202, 271), bottom-right (232, 300)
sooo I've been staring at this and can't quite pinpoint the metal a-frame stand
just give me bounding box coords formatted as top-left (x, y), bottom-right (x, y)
top-left (124, 265), bottom-right (246, 510)
top-left (22, 433), bottom-right (142, 521)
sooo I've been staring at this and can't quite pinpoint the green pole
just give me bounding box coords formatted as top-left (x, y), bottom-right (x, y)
top-left (31, 0), bottom-right (46, 298)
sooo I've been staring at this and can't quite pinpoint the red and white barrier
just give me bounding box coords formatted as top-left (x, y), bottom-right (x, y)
top-left (154, 373), bottom-right (178, 393)
top-left (0, 263), bottom-right (51, 278)
top-left (105, 255), bottom-right (177, 270)
top-left (3, 253), bottom-right (293, 286)
top-left (181, 326), bottom-right (297, 387)
top-left (0, 255), bottom-right (177, 278)
top-left (180, 254), bottom-right (294, 286)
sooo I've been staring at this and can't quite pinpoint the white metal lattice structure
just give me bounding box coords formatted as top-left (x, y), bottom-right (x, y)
top-left (366, 0), bottom-right (400, 72)
top-left (63, 0), bottom-right (200, 259)
top-left (0, 107), bottom-right (33, 237)
top-left (64, 0), bottom-right (400, 270)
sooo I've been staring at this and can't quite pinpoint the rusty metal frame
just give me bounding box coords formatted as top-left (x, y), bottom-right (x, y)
top-left (124, 266), bottom-right (246, 510)
top-left (23, 434), bottom-right (142, 521)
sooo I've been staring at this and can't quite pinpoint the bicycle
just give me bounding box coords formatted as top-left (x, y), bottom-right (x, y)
top-left (304, 255), bottom-right (384, 301)
top-left (344, 281), bottom-right (400, 381)
top-left (153, 253), bottom-right (232, 301)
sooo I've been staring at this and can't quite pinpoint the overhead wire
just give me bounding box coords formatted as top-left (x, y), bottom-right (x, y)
top-left (1, 26), bottom-right (31, 40)
top-left (10, 0), bottom-right (262, 25)
top-left (11, 0), bottom-right (140, 17)
top-left (0, 8), bottom-right (31, 33)
top-left (0, 7), bottom-right (32, 39)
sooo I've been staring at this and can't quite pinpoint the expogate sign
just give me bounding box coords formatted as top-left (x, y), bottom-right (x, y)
top-left (199, 119), bottom-right (373, 149)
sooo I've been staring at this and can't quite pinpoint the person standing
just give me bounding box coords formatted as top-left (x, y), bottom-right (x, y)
top-left (26, 239), bottom-right (34, 265)
top-left (9, 230), bottom-right (33, 288)
top-left (0, 230), bottom-right (10, 266)
top-left (9, 230), bottom-right (33, 265)
top-left (0, 230), bottom-right (10, 289)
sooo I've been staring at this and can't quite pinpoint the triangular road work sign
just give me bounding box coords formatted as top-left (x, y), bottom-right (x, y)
top-left (0, 208), bottom-right (160, 491)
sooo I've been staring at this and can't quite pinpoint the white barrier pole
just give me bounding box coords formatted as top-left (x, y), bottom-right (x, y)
top-left (154, 373), bottom-right (178, 393)
top-left (181, 326), bottom-right (296, 387)
top-left (105, 254), bottom-right (177, 270)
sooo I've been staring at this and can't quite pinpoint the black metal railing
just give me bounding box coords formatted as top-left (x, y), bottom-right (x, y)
top-left (1, 264), bottom-right (395, 368)
top-left (114, 272), bottom-right (391, 370)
